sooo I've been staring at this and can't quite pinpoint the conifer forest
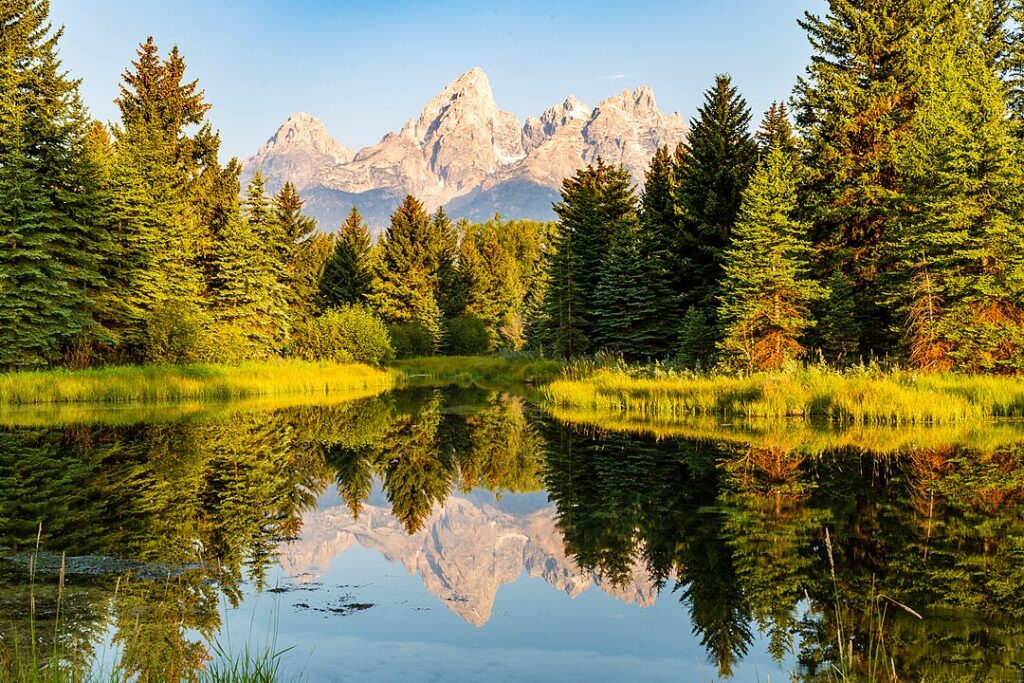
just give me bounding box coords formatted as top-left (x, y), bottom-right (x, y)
top-left (6, 1), bottom-right (1024, 682)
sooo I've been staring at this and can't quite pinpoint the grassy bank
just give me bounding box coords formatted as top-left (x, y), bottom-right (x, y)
top-left (544, 366), bottom-right (1024, 424)
top-left (392, 355), bottom-right (564, 387)
top-left (0, 361), bottom-right (396, 406)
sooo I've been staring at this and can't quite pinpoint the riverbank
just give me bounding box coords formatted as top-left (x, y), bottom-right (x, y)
top-left (0, 361), bottom-right (397, 405)
top-left (392, 355), bottom-right (564, 387)
top-left (544, 366), bottom-right (1024, 424)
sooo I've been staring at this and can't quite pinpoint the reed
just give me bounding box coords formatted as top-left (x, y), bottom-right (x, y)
top-left (544, 365), bottom-right (1024, 424)
top-left (0, 362), bottom-right (397, 406)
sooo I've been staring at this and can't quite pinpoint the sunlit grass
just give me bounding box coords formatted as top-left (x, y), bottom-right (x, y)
top-left (547, 406), bottom-right (1024, 456)
top-left (0, 362), bottom-right (397, 406)
top-left (544, 365), bottom-right (1024, 424)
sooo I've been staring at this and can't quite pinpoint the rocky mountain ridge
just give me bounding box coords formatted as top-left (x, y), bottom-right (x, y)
top-left (242, 67), bottom-right (687, 231)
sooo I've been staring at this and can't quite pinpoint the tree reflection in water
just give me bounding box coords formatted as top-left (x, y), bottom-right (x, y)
top-left (2, 388), bottom-right (1024, 680)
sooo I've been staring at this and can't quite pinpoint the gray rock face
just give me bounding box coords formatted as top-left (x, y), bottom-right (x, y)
top-left (242, 68), bottom-right (687, 231)
top-left (280, 494), bottom-right (659, 627)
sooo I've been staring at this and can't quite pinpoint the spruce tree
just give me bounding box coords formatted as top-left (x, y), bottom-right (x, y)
top-left (0, 0), bottom-right (108, 368)
top-left (818, 272), bottom-right (861, 366)
top-left (891, 6), bottom-right (1024, 372)
top-left (755, 101), bottom-right (797, 157)
top-left (108, 37), bottom-right (213, 352)
top-left (273, 181), bottom-right (318, 317)
top-left (369, 195), bottom-right (443, 347)
top-left (320, 206), bottom-right (374, 308)
top-left (674, 75), bottom-right (758, 327)
top-left (540, 164), bottom-right (606, 357)
top-left (428, 207), bottom-right (462, 319)
top-left (795, 0), bottom-right (929, 354)
top-left (717, 146), bottom-right (823, 373)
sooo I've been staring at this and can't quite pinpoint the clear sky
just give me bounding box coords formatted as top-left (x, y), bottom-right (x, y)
top-left (50, 0), bottom-right (826, 161)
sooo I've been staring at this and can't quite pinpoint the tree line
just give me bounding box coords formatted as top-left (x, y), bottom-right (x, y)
top-left (542, 1), bottom-right (1024, 373)
top-left (5, 1), bottom-right (1024, 373)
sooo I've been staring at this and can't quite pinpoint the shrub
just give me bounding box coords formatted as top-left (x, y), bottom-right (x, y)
top-left (204, 324), bottom-right (254, 365)
top-left (292, 305), bottom-right (394, 366)
top-left (145, 301), bottom-right (211, 364)
top-left (388, 320), bottom-right (436, 359)
top-left (445, 314), bottom-right (491, 355)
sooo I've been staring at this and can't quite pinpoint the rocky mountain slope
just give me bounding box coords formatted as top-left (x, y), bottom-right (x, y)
top-left (242, 68), bottom-right (687, 231)
top-left (279, 493), bottom-right (659, 627)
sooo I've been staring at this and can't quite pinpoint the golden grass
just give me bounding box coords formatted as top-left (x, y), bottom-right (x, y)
top-left (546, 405), bottom-right (1024, 457)
top-left (544, 366), bottom-right (1024, 424)
top-left (0, 361), bottom-right (397, 406)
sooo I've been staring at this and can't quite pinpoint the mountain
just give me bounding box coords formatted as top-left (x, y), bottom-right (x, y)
top-left (242, 68), bottom-right (687, 232)
top-left (279, 492), bottom-right (659, 627)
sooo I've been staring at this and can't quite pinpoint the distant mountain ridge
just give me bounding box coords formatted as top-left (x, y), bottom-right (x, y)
top-left (242, 67), bottom-right (688, 232)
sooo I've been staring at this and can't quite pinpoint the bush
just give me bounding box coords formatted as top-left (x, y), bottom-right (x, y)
top-left (145, 301), bottom-right (211, 364)
top-left (388, 320), bottom-right (436, 359)
top-left (292, 305), bottom-right (394, 366)
top-left (445, 314), bottom-right (491, 355)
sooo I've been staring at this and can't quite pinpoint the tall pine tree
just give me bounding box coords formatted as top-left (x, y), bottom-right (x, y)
top-left (369, 195), bottom-right (443, 347)
top-left (717, 146), bottom-right (823, 373)
top-left (0, 0), bottom-right (108, 368)
top-left (320, 206), bottom-right (374, 308)
top-left (674, 75), bottom-right (758, 330)
top-left (795, 0), bottom-right (930, 355)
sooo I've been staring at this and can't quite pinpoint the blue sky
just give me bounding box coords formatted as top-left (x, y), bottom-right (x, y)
top-left (51, 0), bottom-right (825, 161)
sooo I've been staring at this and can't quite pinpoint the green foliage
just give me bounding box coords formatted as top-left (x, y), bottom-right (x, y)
top-left (0, 1), bottom-right (109, 369)
top-left (674, 74), bottom-right (758, 323)
top-left (210, 174), bottom-right (288, 359)
top-left (144, 301), bottom-right (211, 364)
top-left (369, 195), bottom-right (443, 349)
top-left (459, 216), bottom-right (553, 351)
top-left (676, 305), bottom-right (715, 370)
top-left (717, 146), bottom-right (824, 372)
top-left (795, 0), bottom-right (931, 354)
top-left (444, 314), bottom-right (491, 356)
top-left (292, 305), bottom-right (394, 366)
top-left (387, 320), bottom-right (437, 359)
top-left (108, 38), bottom-right (215, 350)
top-left (817, 271), bottom-right (861, 366)
top-left (889, 5), bottom-right (1024, 373)
top-left (319, 206), bottom-right (374, 308)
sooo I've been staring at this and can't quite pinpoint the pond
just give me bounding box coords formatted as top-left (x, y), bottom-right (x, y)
top-left (2, 385), bottom-right (1024, 681)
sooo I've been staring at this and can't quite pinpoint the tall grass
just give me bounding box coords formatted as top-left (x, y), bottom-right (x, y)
top-left (547, 406), bottom-right (1024, 456)
top-left (0, 361), bottom-right (396, 406)
top-left (544, 364), bottom-right (1024, 424)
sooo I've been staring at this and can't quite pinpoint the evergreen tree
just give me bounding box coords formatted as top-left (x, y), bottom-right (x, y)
top-left (676, 306), bottom-right (715, 369)
top-left (755, 101), bottom-right (797, 157)
top-left (541, 164), bottom-right (606, 357)
top-left (210, 178), bottom-right (286, 358)
top-left (108, 37), bottom-right (214, 352)
top-left (890, 6), bottom-right (1024, 372)
top-left (273, 182), bottom-right (318, 318)
top-left (674, 75), bottom-right (758, 327)
top-left (818, 271), bottom-right (861, 365)
top-left (795, 0), bottom-right (930, 354)
top-left (717, 146), bottom-right (823, 373)
top-left (319, 206), bottom-right (374, 309)
top-left (591, 168), bottom-right (675, 358)
top-left (0, 0), bottom-right (109, 368)
top-left (369, 195), bottom-right (443, 347)
top-left (428, 207), bottom-right (462, 319)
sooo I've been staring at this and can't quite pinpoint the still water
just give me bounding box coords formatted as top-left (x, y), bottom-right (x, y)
top-left (2, 386), bottom-right (1024, 681)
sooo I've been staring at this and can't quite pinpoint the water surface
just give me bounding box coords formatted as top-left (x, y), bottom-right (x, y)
top-left (3, 386), bottom-right (1024, 681)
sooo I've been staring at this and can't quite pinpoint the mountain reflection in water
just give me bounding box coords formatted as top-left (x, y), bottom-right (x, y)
top-left (2, 386), bottom-right (1024, 681)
